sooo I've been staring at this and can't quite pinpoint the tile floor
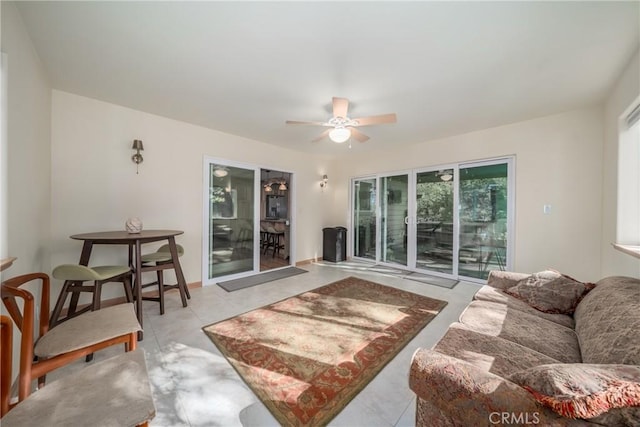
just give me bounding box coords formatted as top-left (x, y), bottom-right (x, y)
top-left (49, 262), bottom-right (480, 427)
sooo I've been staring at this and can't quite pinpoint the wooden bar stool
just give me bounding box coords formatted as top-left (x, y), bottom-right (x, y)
top-left (49, 265), bottom-right (133, 328)
top-left (138, 244), bottom-right (188, 315)
top-left (263, 226), bottom-right (285, 258)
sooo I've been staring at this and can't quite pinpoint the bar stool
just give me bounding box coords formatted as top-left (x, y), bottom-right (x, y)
top-left (263, 226), bottom-right (285, 258)
top-left (49, 265), bottom-right (133, 328)
top-left (138, 244), bottom-right (188, 315)
top-left (259, 224), bottom-right (269, 250)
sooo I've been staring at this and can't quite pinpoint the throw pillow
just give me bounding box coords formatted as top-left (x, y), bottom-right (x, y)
top-left (510, 364), bottom-right (640, 419)
top-left (504, 272), bottom-right (590, 315)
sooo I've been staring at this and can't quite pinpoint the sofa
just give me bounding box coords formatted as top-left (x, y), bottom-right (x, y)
top-left (409, 271), bottom-right (640, 426)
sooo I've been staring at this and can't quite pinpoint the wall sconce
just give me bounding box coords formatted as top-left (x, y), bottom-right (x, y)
top-left (131, 139), bottom-right (144, 174)
top-left (320, 174), bottom-right (328, 189)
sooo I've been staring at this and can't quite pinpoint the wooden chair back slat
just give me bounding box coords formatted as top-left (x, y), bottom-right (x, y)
top-left (0, 315), bottom-right (12, 417)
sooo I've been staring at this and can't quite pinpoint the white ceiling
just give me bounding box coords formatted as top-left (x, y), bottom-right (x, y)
top-left (14, 1), bottom-right (639, 157)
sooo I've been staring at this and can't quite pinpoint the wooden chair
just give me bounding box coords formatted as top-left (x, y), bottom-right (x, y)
top-left (49, 264), bottom-right (134, 327)
top-left (1, 272), bottom-right (141, 401)
top-left (138, 244), bottom-right (189, 315)
top-left (0, 315), bottom-right (155, 426)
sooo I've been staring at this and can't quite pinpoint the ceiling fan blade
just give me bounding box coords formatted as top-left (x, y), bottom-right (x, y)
top-left (332, 97), bottom-right (349, 118)
top-left (286, 120), bottom-right (326, 126)
top-left (312, 129), bottom-right (331, 142)
top-left (348, 127), bottom-right (370, 143)
top-left (352, 113), bottom-right (397, 126)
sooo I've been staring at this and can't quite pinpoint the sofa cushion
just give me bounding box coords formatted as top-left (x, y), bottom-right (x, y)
top-left (474, 285), bottom-right (575, 328)
top-left (504, 274), bottom-right (593, 315)
top-left (433, 323), bottom-right (560, 378)
top-left (459, 301), bottom-right (581, 363)
top-left (486, 270), bottom-right (531, 290)
top-left (509, 363), bottom-right (640, 420)
top-left (573, 276), bottom-right (640, 365)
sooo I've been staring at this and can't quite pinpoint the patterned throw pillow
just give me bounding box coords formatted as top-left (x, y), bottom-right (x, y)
top-left (509, 364), bottom-right (640, 419)
top-left (504, 271), bottom-right (592, 315)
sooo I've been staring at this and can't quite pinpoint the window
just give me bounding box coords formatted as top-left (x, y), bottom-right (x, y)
top-left (617, 99), bottom-right (640, 249)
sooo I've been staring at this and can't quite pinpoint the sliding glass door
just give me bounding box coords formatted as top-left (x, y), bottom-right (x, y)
top-left (353, 178), bottom-right (377, 260)
top-left (350, 157), bottom-right (513, 282)
top-left (380, 174), bottom-right (409, 266)
top-left (458, 161), bottom-right (510, 280)
top-left (204, 159), bottom-right (258, 281)
top-left (415, 168), bottom-right (455, 276)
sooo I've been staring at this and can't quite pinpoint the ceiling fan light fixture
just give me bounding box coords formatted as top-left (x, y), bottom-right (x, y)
top-left (329, 127), bottom-right (351, 143)
top-left (213, 166), bottom-right (228, 177)
top-left (440, 173), bottom-right (453, 182)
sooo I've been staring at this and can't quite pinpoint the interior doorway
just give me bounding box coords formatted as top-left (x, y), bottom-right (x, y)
top-left (260, 169), bottom-right (292, 271)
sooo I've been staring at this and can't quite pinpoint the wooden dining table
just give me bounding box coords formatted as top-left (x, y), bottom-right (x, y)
top-left (69, 230), bottom-right (188, 339)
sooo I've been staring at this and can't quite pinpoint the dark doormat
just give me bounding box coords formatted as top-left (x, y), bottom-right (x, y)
top-left (403, 271), bottom-right (459, 289)
top-left (217, 267), bottom-right (308, 292)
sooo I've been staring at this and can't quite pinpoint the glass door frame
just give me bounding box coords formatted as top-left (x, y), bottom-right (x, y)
top-left (348, 156), bottom-right (514, 283)
top-left (377, 169), bottom-right (413, 270)
top-left (202, 156), bottom-right (297, 286)
top-left (350, 175), bottom-right (378, 263)
top-left (411, 163), bottom-right (460, 279)
top-left (456, 157), bottom-right (515, 284)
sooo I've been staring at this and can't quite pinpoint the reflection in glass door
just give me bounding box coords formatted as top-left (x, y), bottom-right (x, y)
top-left (458, 162), bottom-right (509, 280)
top-left (380, 174), bottom-right (408, 266)
top-left (206, 163), bottom-right (255, 279)
top-left (415, 169), bottom-right (455, 275)
top-left (353, 178), bottom-right (377, 260)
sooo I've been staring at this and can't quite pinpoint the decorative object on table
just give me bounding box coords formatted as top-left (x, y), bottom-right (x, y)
top-left (131, 139), bottom-right (144, 174)
top-left (125, 217), bottom-right (143, 234)
top-left (203, 276), bottom-right (447, 426)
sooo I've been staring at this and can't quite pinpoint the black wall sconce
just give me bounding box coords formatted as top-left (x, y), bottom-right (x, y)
top-left (131, 139), bottom-right (144, 174)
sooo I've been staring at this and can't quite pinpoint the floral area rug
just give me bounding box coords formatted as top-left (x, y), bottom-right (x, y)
top-left (202, 276), bottom-right (447, 426)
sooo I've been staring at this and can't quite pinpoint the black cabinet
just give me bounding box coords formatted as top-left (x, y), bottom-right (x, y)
top-left (323, 227), bottom-right (347, 262)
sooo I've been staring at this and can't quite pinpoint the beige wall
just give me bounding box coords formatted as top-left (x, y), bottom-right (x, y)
top-left (50, 90), bottom-right (332, 298)
top-left (1, 0), bottom-right (52, 383)
top-left (331, 107), bottom-right (605, 281)
top-left (1, 2), bottom-right (52, 276)
top-left (601, 49), bottom-right (640, 277)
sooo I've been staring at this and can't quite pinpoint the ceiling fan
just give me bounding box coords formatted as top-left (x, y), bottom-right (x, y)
top-left (286, 97), bottom-right (397, 144)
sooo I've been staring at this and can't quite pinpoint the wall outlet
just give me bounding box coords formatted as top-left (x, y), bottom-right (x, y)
top-left (543, 204), bottom-right (552, 214)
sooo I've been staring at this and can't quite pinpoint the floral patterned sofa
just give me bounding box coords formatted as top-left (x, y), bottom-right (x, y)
top-left (409, 271), bottom-right (640, 426)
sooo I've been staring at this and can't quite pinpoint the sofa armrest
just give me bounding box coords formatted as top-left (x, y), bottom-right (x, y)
top-left (486, 270), bottom-right (530, 290)
top-left (410, 349), bottom-right (542, 420)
